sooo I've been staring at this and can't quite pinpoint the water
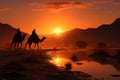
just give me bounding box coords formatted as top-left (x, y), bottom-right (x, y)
top-left (47, 50), bottom-right (120, 80)
top-left (73, 60), bottom-right (120, 80)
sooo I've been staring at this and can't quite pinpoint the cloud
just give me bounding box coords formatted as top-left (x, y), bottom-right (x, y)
top-left (29, 1), bottom-right (89, 12)
top-left (0, 7), bottom-right (10, 12)
top-left (28, 0), bottom-right (120, 12)
top-left (112, 0), bottom-right (120, 5)
top-left (92, 0), bottom-right (120, 5)
top-left (45, 2), bottom-right (88, 9)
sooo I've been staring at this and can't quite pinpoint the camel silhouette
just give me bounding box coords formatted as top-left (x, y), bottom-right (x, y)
top-left (10, 32), bottom-right (27, 50)
top-left (25, 35), bottom-right (46, 50)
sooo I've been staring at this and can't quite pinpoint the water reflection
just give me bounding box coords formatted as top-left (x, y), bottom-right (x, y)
top-left (75, 61), bottom-right (120, 80)
top-left (47, 50), bottom-right (120, 80)
top-left (50, 57), bottom-right (71, 67)
top-left (89, 53), bottom-right (120, 71)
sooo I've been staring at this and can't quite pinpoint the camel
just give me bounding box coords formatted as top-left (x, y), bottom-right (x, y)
top-left (25, 35), bottom-right (46, 50)
top-left (10, 33), bottom-right (27, 50)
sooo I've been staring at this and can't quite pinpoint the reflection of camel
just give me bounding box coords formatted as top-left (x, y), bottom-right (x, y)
top-left (25, 35), bottom-right (46, 50)
top-left (10, 33), bottom-right (27, 50)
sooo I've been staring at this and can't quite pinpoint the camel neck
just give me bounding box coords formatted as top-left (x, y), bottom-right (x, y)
top-left (39, 38), bottom-right (45, 42)
top-left (22, 34), bottom-right (26, 40)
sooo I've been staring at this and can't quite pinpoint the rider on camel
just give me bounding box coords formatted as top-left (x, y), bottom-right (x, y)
top-left (31, 29), bottom-right (39, 41)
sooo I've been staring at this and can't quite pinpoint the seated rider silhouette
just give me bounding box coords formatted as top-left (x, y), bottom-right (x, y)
top-left (17, 28), bottom-right (21, 34)
top-left (15, 28), bottom-right (22, 41)
top-left (31, 29), bottom-right (39, 41)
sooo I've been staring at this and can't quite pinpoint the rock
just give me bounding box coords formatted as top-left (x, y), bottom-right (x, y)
top-left (112, 74), bottom-right (120, 77)
top-left (76, 62), bottom-right (83, 65)
top-left (0, 72), bottom-right (27, 80)
top-left (0, 61), bottom-right (26, 72)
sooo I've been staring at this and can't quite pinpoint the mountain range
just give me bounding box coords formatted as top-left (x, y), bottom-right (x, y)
top-left (0, 23), bottom-right (16, 49)
top-left (0, 18), bottom-right (120, 49)
top-left (46, 18), bottom-right (120, 48)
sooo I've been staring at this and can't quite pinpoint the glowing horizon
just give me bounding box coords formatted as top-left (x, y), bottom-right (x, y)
top-left (53, 28), bottom-right (63, 35)
top-left (0, 0), bottom-right (120, 34)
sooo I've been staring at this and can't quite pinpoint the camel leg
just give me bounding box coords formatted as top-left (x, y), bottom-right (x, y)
top-left (14, 42), bottom-right (19, 51)
top-left (20, 42), bottom-right (22, 49)
top-left (17, 43), bottom-right (19, 49)
top-left (13, 42), bottom-right (17, 50)
top-left (34, 43), bottom-right (37, 49)
top-left (24, 42), bottom-right (28, 51)
top-left (25, 42), bottom-right (32, 50)
top-left (37, 43), bottom-right (39, 50)
top-left (25, 42), bottom-right (28, 49)
top-left (10, 41), bottom-right (14, 51)
top-left (17, 42), bottom-right (21, 51)
top-left (29, 42), bottom-right (32, 50)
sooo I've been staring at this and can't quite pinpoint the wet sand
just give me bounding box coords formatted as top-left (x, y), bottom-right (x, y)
top-left (0, 50), bottom-right (100, 80)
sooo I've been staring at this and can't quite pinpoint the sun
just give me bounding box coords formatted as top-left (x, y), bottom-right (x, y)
top-left (54, 28), bottom-right (63, 34)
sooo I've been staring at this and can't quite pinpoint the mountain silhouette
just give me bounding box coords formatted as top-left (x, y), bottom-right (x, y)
top-left (0, 23), bottom-right (16, 35)
top-left (111, 18), bottom-right (120, 27)
top-left (1, 18), bottom-right (120, 49)
top-left (46, 18), bottom-right (120, 48)
top-left (0, 23), bottom-right (17, 48)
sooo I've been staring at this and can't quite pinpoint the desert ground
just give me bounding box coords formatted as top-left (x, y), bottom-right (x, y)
top-left (0, 49), bottom-right (102, 80)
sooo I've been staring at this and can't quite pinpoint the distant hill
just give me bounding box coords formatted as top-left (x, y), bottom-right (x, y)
top-left (46, 18), bottom-right (120, 48)
top-left (0, 23), bottom-right (16, 37)
top-left (1, 18), bottom-right (120, 49)
top-left (0, 23), bottom-right (17, 48)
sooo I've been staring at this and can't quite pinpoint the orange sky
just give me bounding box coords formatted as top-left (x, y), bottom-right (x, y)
top-left (0, 0), bottom-right (120, 34)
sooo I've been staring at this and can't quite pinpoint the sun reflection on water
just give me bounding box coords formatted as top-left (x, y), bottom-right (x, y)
top-left (49, 57), bottom-right (71, 67)
top-left (47, 50), bottom-right (120, 80)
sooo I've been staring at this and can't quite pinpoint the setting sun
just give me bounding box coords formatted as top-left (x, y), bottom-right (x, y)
top-left (54, 28), bottom-right (63, 34)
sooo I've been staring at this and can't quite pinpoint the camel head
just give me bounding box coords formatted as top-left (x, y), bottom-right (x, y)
top-left (43, 36), bottom-right (46, 39)
top-left (40, 36), bottom-right (46, 42)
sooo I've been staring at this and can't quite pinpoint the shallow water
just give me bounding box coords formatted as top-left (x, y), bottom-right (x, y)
top-left (73, 60), bottom-right (120, 80)
top-left (47, 50), bottom-right (120, 80)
